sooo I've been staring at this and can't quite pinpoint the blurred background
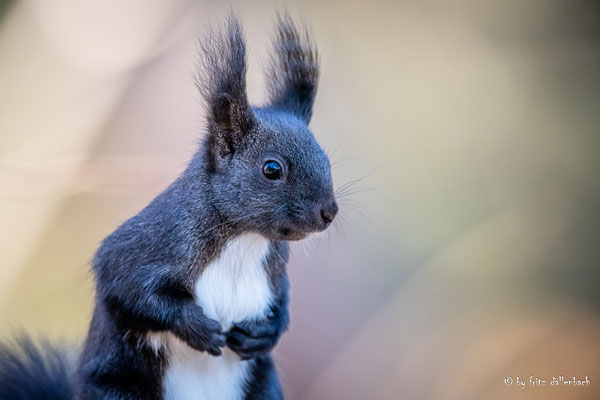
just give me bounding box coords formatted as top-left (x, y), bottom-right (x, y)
top-left (1, 0), bottom-right (599, 399)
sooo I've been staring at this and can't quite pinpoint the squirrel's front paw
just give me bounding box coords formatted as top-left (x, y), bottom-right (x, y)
top-left (226, 311), bottom-right (285, 360)
top-left (174, 305), bottom-right (226, 356)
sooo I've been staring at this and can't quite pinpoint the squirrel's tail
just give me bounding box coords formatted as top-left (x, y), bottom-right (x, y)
top-left (0, 336), bottom-right (75, 400)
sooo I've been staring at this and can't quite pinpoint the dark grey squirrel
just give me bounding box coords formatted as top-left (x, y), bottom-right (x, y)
top-left (0, 13), bottom-right (337, 400)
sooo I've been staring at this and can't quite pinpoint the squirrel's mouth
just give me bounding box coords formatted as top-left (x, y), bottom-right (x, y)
top-left (275, 221), bottom-right (332, 241)
top-left (276, 226), bottom-right (310, 241)
top-left (272, 199), bottom-right (337, 241)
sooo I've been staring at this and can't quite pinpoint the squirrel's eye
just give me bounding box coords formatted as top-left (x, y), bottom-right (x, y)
top-left (263, 160), bottom-right (283, 180)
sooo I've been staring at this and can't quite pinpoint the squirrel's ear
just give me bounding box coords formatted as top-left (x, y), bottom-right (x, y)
top-left (266, 13), bottom-right (319, 124)
top-left (196, 15), bottom-right (255, 157)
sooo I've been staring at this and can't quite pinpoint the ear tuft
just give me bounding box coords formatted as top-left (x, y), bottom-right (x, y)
top-left (266, 12), bottom-right (320, 124)
top-left (196, 14), bottom-right (254, 156)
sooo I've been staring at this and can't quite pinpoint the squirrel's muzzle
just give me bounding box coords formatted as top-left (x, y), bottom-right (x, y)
top-left (320, 199), bottom-right (338, 227)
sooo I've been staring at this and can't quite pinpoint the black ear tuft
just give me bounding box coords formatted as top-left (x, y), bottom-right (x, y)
top-left (196, 14), bottom-right (254, 156)
top-left (267, 12), bottom-right (320, 124)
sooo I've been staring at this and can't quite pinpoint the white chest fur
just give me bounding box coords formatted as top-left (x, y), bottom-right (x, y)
top-left (149, 233), bottom-right (273, 400)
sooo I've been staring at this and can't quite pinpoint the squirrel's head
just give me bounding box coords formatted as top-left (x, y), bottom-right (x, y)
top-left (195, 14), bottom-right (337, 241)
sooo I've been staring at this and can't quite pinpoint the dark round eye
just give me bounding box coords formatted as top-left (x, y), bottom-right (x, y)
top-left (263, 160), bottom-right (283, 180)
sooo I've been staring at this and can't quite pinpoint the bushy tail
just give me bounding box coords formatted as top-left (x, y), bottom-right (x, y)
top-left (0, 336), bottom-right (75, 400)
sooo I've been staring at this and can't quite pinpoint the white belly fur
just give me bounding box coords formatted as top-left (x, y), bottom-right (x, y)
top-left (148, 233), bottom-right (273, 400)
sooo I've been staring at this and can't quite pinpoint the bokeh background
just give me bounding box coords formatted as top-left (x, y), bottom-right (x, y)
top-left (1, 0), bottom-right (599, 399)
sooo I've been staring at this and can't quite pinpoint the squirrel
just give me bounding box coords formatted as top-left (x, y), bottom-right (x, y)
top-left (0, 13), bottom-right (337, 400)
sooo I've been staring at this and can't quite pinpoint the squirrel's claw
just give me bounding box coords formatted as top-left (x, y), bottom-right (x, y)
top-left (226, 313), bottom-right (283, 360)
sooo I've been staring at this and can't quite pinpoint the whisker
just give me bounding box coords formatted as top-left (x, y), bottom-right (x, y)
top-left (330, 157), bottom-right (357, 170)
top-left (328, 136), bottom-right (353, 160)
top-left (336, 186), bottom-right (375, 198)
top-left (334, 169), bottom-right (377, 196)
top-left (331, 214), bottom-right (349, 248)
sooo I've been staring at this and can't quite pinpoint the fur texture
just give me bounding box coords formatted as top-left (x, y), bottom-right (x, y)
top-left (149, 234), bottom-right (273, 400)
top-left (0, 12), bottom-right (335, 400)
top-left (266, 13), bottom-right (319, 124)
top-left (0, 337), bottom-right (74, 400)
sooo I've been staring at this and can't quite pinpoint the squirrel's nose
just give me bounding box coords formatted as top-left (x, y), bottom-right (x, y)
top-left (320, 200), bottom-right (338, 225)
